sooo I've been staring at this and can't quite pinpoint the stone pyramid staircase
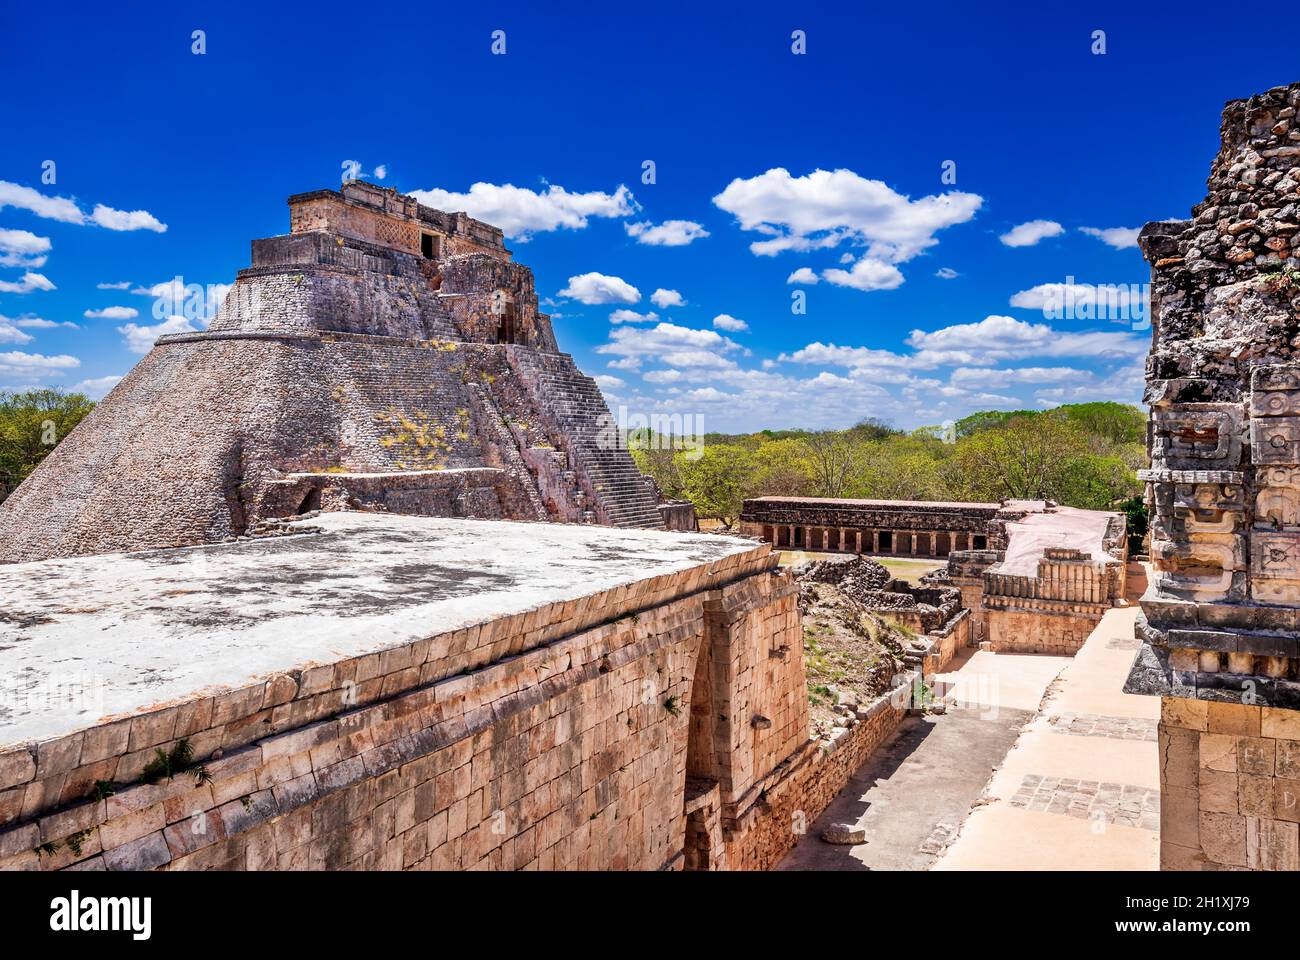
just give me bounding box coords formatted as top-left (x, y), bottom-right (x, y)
top-left (507, 347), bottom-right (663, 529)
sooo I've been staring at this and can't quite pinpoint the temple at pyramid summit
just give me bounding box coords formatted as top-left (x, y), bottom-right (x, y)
top-left (0, 181), bottom-right (683, 563)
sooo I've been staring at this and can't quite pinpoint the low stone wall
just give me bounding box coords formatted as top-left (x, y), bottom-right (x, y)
top-left (1158, 698), bottom-right (1300, 870)
top-left (985, 600), bottom-right (1110, 656)
top-left (722, 680), bottom-right (912, 871)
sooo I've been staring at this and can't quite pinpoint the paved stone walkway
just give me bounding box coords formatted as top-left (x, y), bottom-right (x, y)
top-left (776, 647), bottom-right (1067, 870)
top-left (935, 605), bottom-right (1160, 870)
top-left (778, 587), bottom-right (1161, 871)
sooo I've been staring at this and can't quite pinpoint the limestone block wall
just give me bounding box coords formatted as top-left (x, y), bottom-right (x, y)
top-left (1158, 698), bottom-right (1300, 870)
top-left (720, 683), bottom-right (911, 871)
top-left (985, 600), bottom-right (1109, 656)
top-left (0, 548), bottom-right (819, 872)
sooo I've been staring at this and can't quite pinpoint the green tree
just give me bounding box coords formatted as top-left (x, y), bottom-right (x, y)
top-left (677, 444), bottom-right (755, 526)
top-left (0, 389), bottom-right (95, 493)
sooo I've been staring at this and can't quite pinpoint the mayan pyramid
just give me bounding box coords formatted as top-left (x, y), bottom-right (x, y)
top-left (0, 181), bottom-right (665, 563)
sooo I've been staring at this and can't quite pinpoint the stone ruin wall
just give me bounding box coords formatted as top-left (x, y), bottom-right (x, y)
top-left (739, 498), bottom-right (1003, 556)
top-left (982, 542), bottom-right (1127, 656)
top-left (1125, 81), bottom-right (1300, 870)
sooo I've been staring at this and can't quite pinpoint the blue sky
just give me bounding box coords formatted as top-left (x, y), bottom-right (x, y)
top-left (0, 2), bottom-right (1293, 431)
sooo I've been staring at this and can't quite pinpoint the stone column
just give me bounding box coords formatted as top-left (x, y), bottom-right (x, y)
top-left (930, 531), bottom-right (937, 557)
top-left (1124, 80), bottom-right (1300, 873)
top-left (872, 530), bottom-right (879, 553)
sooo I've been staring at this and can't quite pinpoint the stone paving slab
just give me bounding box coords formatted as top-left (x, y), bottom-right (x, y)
top-left (935, 605), bottom-right (1160, 870)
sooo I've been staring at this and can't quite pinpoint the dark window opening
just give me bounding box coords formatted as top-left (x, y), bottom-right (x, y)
top-left (879, 531), bottom-right (893, 551)
top-left (297, 488), bottom-right (321, 514)
top-left (973, 534), bottom-right (987, 550)
top-left (420, 233), bottom-right (438, 259)
top-left (794, 527), bottom-right (804, 547)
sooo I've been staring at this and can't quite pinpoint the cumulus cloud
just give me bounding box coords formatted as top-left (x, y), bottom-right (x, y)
top-left (1009, 281), bottom-right (1146, 321)
top-left (905, 315), bottom-right (1146, 364)
top-left (0, 228), bottom-right (51, 268)
top-left (596, 322), bottom-right (743, 371)
top-left (948, 366), bottom-right (1094, 390)
top-left (0, 272), bottom-right (55, 294)
top-left (786, 267), bottom-right (820, 285)
top-left (713, 168), bottom-right (981, 258)
top-left (90, 205), bottom-right (167, 233)
top-left (624, 219), bottom-right (710, 246)
top-left (610, 309), bottom-right (659, 324)
top-left (72, 375), bottom-right (123, 399)
top-left (822, 257), bottom-right (905, 292)
top-left (0, 313), bottom-right (76, 339)
top-left (592, 374), bottom-right (624, 390)
top-left (0, 318), bottom-right (32, 343)
top-left (1080, 226), bottom-right (1141, 249)
top-left (407, 181), bottom-right (636, 240)
top-left (712, 314), bottom-right (749, 332)
top-left (0, 181), bottom-right (166, 232)
top-left (999, 220), bottom-right (1065, 247)
top-left (0, 350), bottom-right (79, 375)
top-left (0, 181), bottom-right (83, 223)
top-left (650, 288), bottom-right (685, 308)
top-left (558, 272), bottom-right (640, 305)
top-left (117, 315), bottom-right (198, 353)
top-left (84, 306), bottom-right (139, 320)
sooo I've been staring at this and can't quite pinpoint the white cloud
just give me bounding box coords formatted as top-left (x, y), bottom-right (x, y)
top-left (84, 306), bottom-right (139, 320)
top-left (0, 181), bottom-right (83, 223)
top-left (712, 168), bottom-right (982, 288)
top-left (650, 288), bottom-right (684, 309)
top-left (0, 181), bottom-right (167, 232)
top-left (624, 219), bottom-right (709, 247)
top-left (906, 315), bottom-right (1146, 363)
top-left (117, 315), bottom-right (198, 353)
top-left (948, 366), bottom-right (1094, 390)
top-left (0, 350), bottom-right (79, 375)
top-left (999, 220), bottom-right (1064, 247)
top-left (97, 280), bottom-right (132, 290)
top-left (558, 272), bottom-right (640, 305)
top-left (407, 182), bottom-right (636, 240)
top-left (680, 387), bottom-right (736, 403)
top-left (4, 314), bottom-right (75, 330)
top-left (1009, 281), bottom-right (1144, 321)
top-left (0, 318), bottom-right (32, 344)
top-left (90, 204), bottom-right (167, 233)
top-left (610, 309), bottom-right (659, 324)
top-left (822, 257), bottom-right (905, 292)
top-left (0, 272), bottom-right (55, 294)
top-left (935, 267), bottom-right (959, 279)
top-left (0, 228), bottom-right (51, 268)
top-left (712, 314), bottom-right (749, 332)
top-left (1080, 226), bottom-right (1141, 249)
top-left (592, 374), bottom-right (624, 390)
top-left (713, 168), bottom-right (980, 294)
top-left (596, 322), bottom-right (743, 370)
top-left (72, 375), bottom-right (123, 399)
top-left (786, 267), bottom-right (820, 285)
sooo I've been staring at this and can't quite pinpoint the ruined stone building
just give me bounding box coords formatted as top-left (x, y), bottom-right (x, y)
top-left (743, 496), bottom-right (1127, 652)
top-left (0, 181), bottom-right (667, 565)
top-left (741, 496), bottom-right (1000, 556)
top-left (1125, 81), bottom-right (1300, 871)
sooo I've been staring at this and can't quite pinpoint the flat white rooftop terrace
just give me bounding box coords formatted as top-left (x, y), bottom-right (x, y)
top-left (0, 513), bottom-right (764, 747)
